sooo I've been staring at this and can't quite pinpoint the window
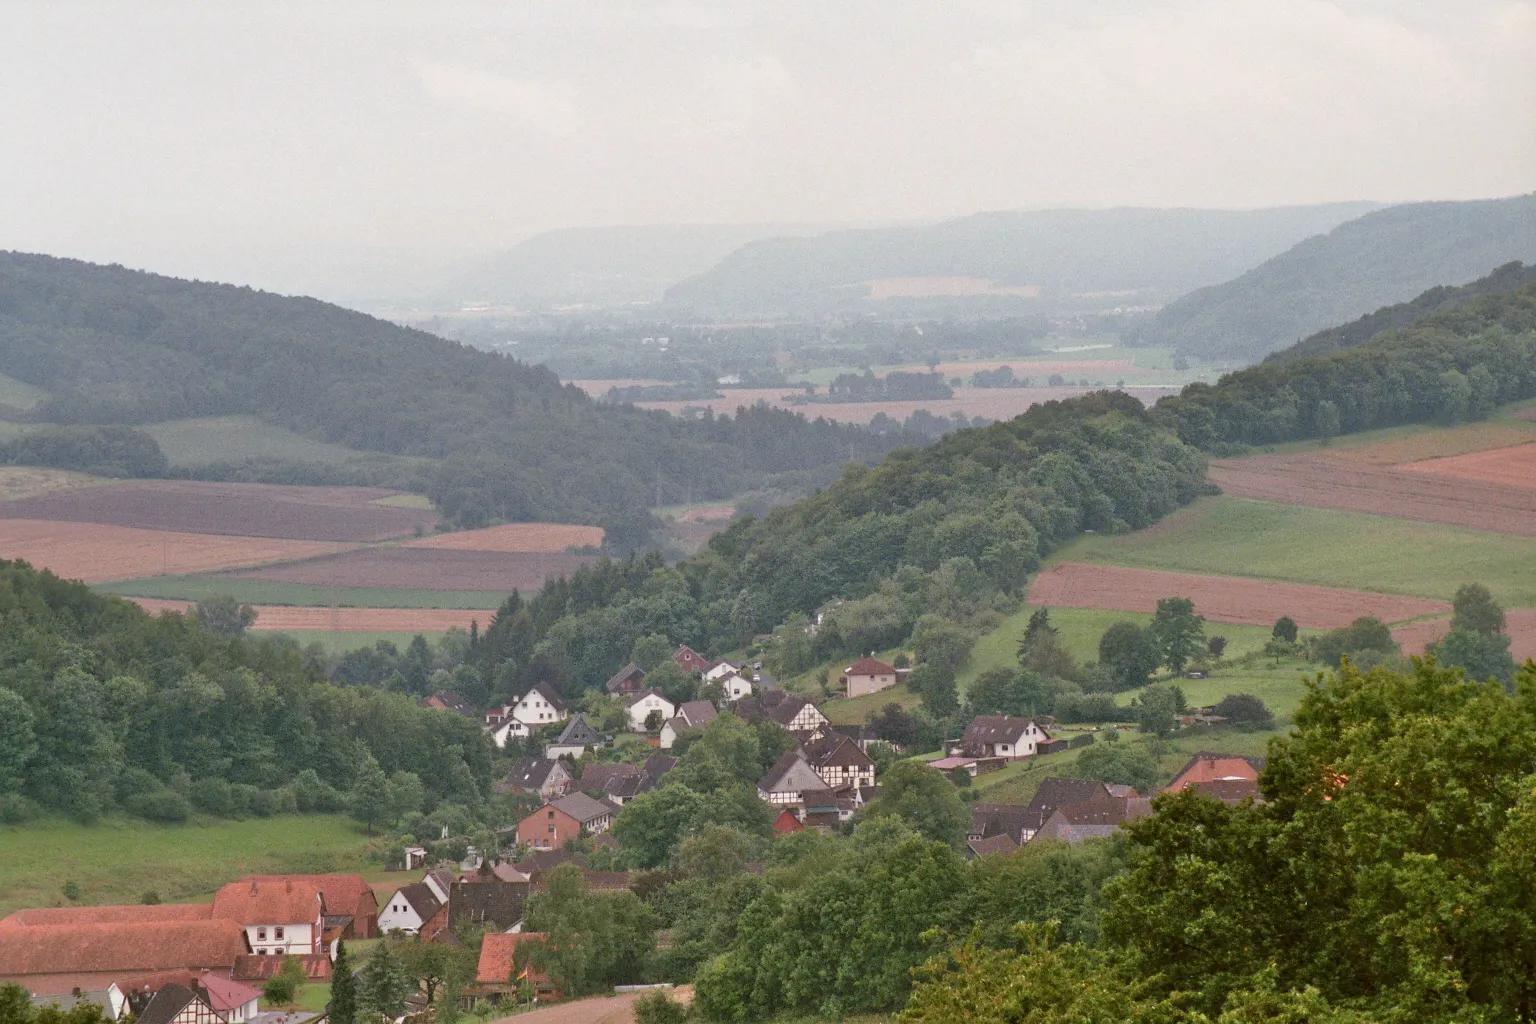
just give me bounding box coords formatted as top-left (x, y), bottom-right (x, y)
top-left (257, 928), bottom-right (267, 940)
top-left (275, 926), bottom-right (285, 939)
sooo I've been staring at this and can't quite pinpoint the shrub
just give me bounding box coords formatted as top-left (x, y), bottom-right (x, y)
top-left (0, 793), bottom-right (39, 824)
top-left (189, 778), bottom-right (235, 816)
top-left (634, 990), bottom-right (694, 1024)
top-left (126, 788), bottom-right (191, 823)
top-left (1054, 692), bottom-right (1122, 723)
top-left (1211, 693), bottom-right (1275, 731)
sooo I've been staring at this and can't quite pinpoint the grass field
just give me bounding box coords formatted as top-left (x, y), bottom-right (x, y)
top-left (96, 575), bottom-right (510, 609)
top-left (1060, 497), bottom-right (1536, 608)
top-left (1256, 399), bottom-right (1536, 459)
top-left (141, 415), bottom-right (397, 468)
top-left (0, 421), bottom-right (26, 442)
top-left (0, 814), bottom-right (378, 916)
top-left (0, 373), bottom-right (47, 410)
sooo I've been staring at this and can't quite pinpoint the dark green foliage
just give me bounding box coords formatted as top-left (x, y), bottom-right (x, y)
top-left (0, 252), bottom-right (918, 542)
top-left (1211, 693), bottom-right (1275, 730)
top-left (1152, 271), bottom-right (1536, 451)
top-left (0, 425), bottom-right (168, 478)
top-left (1271, 615), bottom-right (1299, 644)
top-left (1132, 685), bottom-right (1182, 737)
top-left (518, 865), bottom-right (659, 995)
top-left (1310, 616), bottom-right (1397, 667)
top-left (1051, 692), bottom-right (1122, 724)
top-left (357, 941), bottom-right (411, 1022)
top-left (1206, 635), bottom-right (1226, 658)
top-left (262, 956), bottom-right (308, 1005)
top-left (1451, 582), bottom-right (1507, 636)
top-left (1429, 628), bottom-right (1516, 685)
top-left (0, 984), bottom-right (117, 1024)
top-left (962, 838), bottom-right (1127, 947)
top-left (966, 668), bottom-right (1045, 718)
top-left (869, 703), bottom-right (918, 748)
top-left (329, 940), bottom-right (357, 1024)
top-left (633, 991), bottom-right (695, 1024)
top-left (1147, 597), bottom-right (1205, 675)
top-left (1069, 741), bottom-right (1160, 792)
top-left (1097, 622), bottom-right (1162, 690)
top-left (0, 558), bottom-right (492, 820)
top-left (862, 760), bottom-right (970, 850)
top-left (910, 661), bottom-right (959, 718)
top-left (194, 595), bottom-right (257, 636)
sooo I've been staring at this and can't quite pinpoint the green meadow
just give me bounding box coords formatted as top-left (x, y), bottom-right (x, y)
top-left (96, 575), bottom-right (507, 610)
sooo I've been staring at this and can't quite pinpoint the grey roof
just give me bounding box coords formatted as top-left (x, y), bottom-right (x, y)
top-left (803, 733), bottom-right (874, 770)
top-left (967, 834), bottom-right (1019, 858)
top-left (604, 663), bottom-right (648, 693)
top-left (138, 986), bottom-right (205, 1024)
top-left (961, 715), bottom-right (1041, 745)
top-left (448, 878), bottom-right (528, 933)
top-left (553, 714), bottom-right (601, 746)
top-left (581, 762), bottom-right (642, 791)
top-left (969, 802), bottom-right (1033, 841)
top-left (677, 700), bottom-right (719, 727)
top-left (623, 687), bottom-right (671, 708)
top-left (553, 791), bottom-right (616, 824)
top-left (497, 756), bottom-right (562, 792)
top-left (1022, 778), bottom-right (1112, 831)
top-left (392, 881), bottom-right (443, 920)
top-left (643, 754), bottom-right (678, 780)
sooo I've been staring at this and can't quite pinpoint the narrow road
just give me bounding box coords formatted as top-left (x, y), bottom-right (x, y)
top-left (485, 986), bottom-right (691, 1024)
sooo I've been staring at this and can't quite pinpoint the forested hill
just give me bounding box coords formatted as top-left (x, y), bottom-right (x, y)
top-left (1143, 194), bottom-right (1536, 363)
top-left (1265, 261), bottom-right (1536, 365)
top-left (662, 204), bottom-right (1375, 316)
top-left (0, 251), bottom-right (920, 546)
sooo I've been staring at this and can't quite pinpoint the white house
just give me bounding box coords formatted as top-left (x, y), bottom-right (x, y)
top-left (717, 672), bottom-right (754, 701)
top-left (659, 700), bottom-right (719, 750)
top-left (210, 877), bottom-right (324, 957)
top-left (624, 689), bottom-right (676, 732)
top-left (486, 683), bottom-right (569, 747)
top-left (702, 661), bottom-right (742, 684)
top-left (545, 714), bottom-right (602, 759)
top-left (843, 656), bottom-right (898, 698)
top-left (197, 974), bottom-right (263, 1023)
top-left (951, 715), bottom-right (1049, 759)
top-left (377, 882), bottom-right (443, 937)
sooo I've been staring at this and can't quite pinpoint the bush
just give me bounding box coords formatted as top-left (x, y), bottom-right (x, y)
top-left (633, 990), bottom-right (694, 1024)
top-left (1054, 692), bottom-right (1122, 723)
top-left (125, 788), bottom-right (191, 823)
top-left (1211, 693), bottom-right (1275, 731)
top-left (0, 793), bottom-right (39, 824)
top-left (1310, 617), bottom-right (1396, 667)
top-left (293, 769), bottom-right (346, 812)
top-left (189, 778), bottom-right (235, 816)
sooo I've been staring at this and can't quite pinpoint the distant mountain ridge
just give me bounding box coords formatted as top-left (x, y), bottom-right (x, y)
top-left (1265, 261), bottom-right (1536, 365)
top-left (661, 204), bottom-right (1380, 316)
top-left (1143, 194), bottom-right (1536, 364)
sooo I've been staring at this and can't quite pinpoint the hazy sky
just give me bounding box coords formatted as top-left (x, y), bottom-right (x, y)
top-left (1, 1), bottom-right (1532, 296)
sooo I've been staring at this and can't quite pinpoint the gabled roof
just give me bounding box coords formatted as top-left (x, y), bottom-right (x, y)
top-left (803, 734), bottom-right (874, 770)
top-left (389, 882), bottom-right (443, 921)
top-left (231, 954), bottom-right (332, 982)
top-left (420, 691), bottom-right (476, 717)
top-left (497, 756), bottom-right (564, 793)
top-left (234, 874), bottom-right (376, 922)
top-left (0, 920), bottom-right (250, 975)
top-left (623, 687), bottom-right (672, 708)
top-left (137, 984), bottom-right (210, 1024)
top-left (448, 878), bottom-right (529, 934)
top-left (1190, 777), bottom-right (1262, 804)
top-left (1, 904), bottom-right (213, 927)
top-left (969, 803), bottom-right (1033, 840)
top-left (1166, 752), bottom-right (1266, 792)
top-left (521, 681), bottom-right (568, 713)
top-left (844, 656), bottom-right (896, 676)
top-left (677, 700), bottom-right (719, 728)
top-left (552, 714), bottom-right (601, 746)
top-left (552, 792), bottom-right (616, 824)
top-left (477, 932), bottom-right (547, 985)
top-left (643, 754), bottom-right (678, 780)
top-left (580, 762), bottom-right (642, 792)
top-left (604, 663), bottom-right (647, 693)
top-left (212, 878), bottom-right (323, 925)
top-left (757, 749), bottom-right (830, 796)
top-left (1022, 777), bottom-right (1112, 830)
top-left (196, 973), bottom-right (262, 1011)
top-left (961, 715), bottom-right (1041, 745)
top-left (967, 834), bottom-right (1019, 858)
top-left (468, 860), bottom-right (531, 884)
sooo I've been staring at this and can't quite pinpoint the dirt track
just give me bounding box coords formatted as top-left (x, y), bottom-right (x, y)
top-left (0, 519), bottom-right (351, 583)
top-left (216, 547), bottom-right (598, 591)
top-left (486, 987), bottom-right (690, 1024)
top-left (1208, 454), bottom-right (1536, 537)
top-left (0, 480), bottom-right (439, 542)
top-left (1029, 562), bottom-right (1450, 629)
top-left (128, 598), bottom-right (495, 633)
top-left (1392, 609), bottom-right (1536, 663)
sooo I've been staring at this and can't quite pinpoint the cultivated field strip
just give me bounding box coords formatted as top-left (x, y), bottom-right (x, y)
top-left (128, 597), bottom-right (496, 633)
top-left (0, 519), bottom-right (352, 583)
top-left (403, 521), bottom-right (604, 552)
top-left (1208, 453), bottom-right (1536, 537)
top-left (1029, 562), bottom-right (1450, 629)
top-left (213, 546), bottom-right (599, 591)
top-left (1393, 609), bottom-right (1536, 662)
top-left (0, 479), bottom-right (440, 541)
top-left (1398, 442), bottom-right (1536, 489)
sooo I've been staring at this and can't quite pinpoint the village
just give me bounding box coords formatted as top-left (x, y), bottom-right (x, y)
top-left (0, 644), bottom-right (1264, 1023)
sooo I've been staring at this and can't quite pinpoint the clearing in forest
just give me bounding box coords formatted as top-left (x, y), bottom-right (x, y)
top-left (215, 546), bottom-right (598, 592)
top-left (0, 519), bottom-right (351, 583)
top-left (1028, 562), bottom-right (1449, 630)
top-left (128, 598), bottom-right (494, 633)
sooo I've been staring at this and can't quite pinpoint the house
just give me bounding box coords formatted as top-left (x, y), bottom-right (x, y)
top-left (489, 683), bottom-right (571, 746)
top-left (772, 808), bottom-right (804, 834)
top-left (716, 672), bottom-right (754, 702)
top-left (420, 691), bottom-right (476, 718)
top-left (229, 954), bottom-right (331, 984)
top-left (424, 867), bottom-right (456, 905)
top-left (0, 910), bottom-right (251, 996)
top-left (827, 724), bottom-right (893, 753)
top-left (802, 734), bottom-right (877, 790)
top-left (546, 714), bottom-right (602, 759)
top-left (659, 699), bottom-right (719, 749)
top-left (378, 883), bottom-right (443, 937)
top-left (232, 874), bottom-right (378, 942)
top-left (969, 803), bottom-right (1034, 845)
top-left (552, 792), bottom-right (618, 834)
top-left (736, 691), bottom-right (828, 733)
top-left (447, 874), bottom-right (530, 935)
top-left (604, 663), bottom-right (648, 696)
top-left (966, 834), bottom-right (1019, 859)
top-left (1030, 791), bottom-right (1152, 844)
top-left (925, 755), bottom-right (1004, 777)
top-left (474, 932), bottom-right (561, 1002)
top-left (193, 975), bottom-right (261, 1023)
top-left (494, 757), bottom-right (575, 801)
top-left (1018, 778), bottom-right (1124, 842)
top-left (580, 760), bottom-right (671, 805)
top-left (135, 983), bottom-right (223, 1024)
top-left (842, 656), bottom-right (898, 698)
top-left (210, 878), bottom-right (325, 956)
top-left (516, 803), bottom-right (583, 851)
top-left (579, 761), bottom-right (643, 796)
top-left (108, 971), bottom-right (262, 1024)
top-left (952, 716), bottom-right (1049, 759)
top-left (756, 749), bottom-right (834, 806)
top-left (674, 645), bottom-right (713, 675)
top-left (702, 661), bottom-right (743, 684)
top-left (624, 690), bottom-right (676, 732)
top-left (401, 847), bottom-right (428, 871)
top-left (1164, 753), bottom-right (1266, 794)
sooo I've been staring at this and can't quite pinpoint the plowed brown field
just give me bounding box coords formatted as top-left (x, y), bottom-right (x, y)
top-left (1208, 454), bottom-right (1536, 537)
top-left (1393, 609), bottom-right (1536, 662)
top-left (405, 522), bottom-right (604, 552)
top-left (0, 480), bottom-right (439, 541)
top-left (1028, 562), bottom-right (1449, 628)
top-left (0, 520), bottom-right (351, 583)
top-left (1328, 422), bottom-right (1536, 465)
top-left (216, 547), bottom-right (598, 591)
top-left (129, 598), bottom-right (495, 633)
top-left (1398, 442), bottom-right (1536, 489)
top-left (637, 385), bottom-right (1179, 425)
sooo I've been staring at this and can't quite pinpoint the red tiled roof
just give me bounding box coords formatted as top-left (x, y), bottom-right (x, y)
top-left (1165, 753), bottom-right (1264, 793)
top-left (0, 920), bottom-right (249, 975)
top-left (196, 972), bottom-right (262, 1011)
top-left (476, 932), bottom-right (548, 985)
top-left (1, 904), bottom-right (214, 927)
top-left (212, 878), bottom-right (323, 925)
top-left (231, 954), bottom-right (332, 982)
top-left (844, 656), bottom-right (895, 677)
top-left (234, 874), bottom-right (377, 921)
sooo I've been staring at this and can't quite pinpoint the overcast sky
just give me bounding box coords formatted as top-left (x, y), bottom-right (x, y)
top-left (1, 1), bottom-right (1532, 297)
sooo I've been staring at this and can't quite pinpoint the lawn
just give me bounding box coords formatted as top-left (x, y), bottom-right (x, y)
top-left (140, 415), bottom-right (406, 468)
top-left (1059, 496), bottom-right (1536, 608)
top-left (1251, 398), bottom-right (1536, 459)
top-left (0, 814), bottom-right (379, 916)
top-left (0, 372), bottom-right (47, 410)
top-left (96, 576), bottom-right (509, 610)
top-left (823, 682), bottom-right (922, 725)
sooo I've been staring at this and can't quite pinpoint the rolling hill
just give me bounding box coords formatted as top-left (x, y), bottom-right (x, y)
top-left (1144, 194), bottom-right (1536, 363)
top-left (661, 203), bottom-right (1378, 316)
